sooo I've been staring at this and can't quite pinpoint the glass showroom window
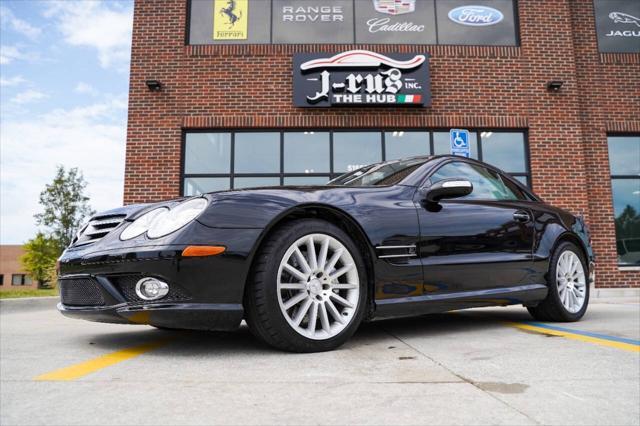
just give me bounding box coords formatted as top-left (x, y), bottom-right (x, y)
top-left (608, 135), bottom-right (640, 266)
top-left (433, 131), bottom-right (530, 186)
top-left (284, 132), bottom-right (331, 185)
top-left (385, 131), bottom-right (430, 160)
top-left (183, 132), bottom-right (231, 196)
top-left (183, 130), bottom-right (530, 195)
top-left (333, 132), bottom-right (382, 173)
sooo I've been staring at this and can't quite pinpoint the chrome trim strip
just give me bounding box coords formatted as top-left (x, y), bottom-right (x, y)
top-left (376, 245), bottom-right (417, 250)
top-left (379, 253), bottom-right (418, 259)
top-left (442, 180), bottom-right (472, 188)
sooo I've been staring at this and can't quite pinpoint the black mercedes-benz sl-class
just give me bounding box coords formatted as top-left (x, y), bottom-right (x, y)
top-left (58, 155), bottom-right (594, 352)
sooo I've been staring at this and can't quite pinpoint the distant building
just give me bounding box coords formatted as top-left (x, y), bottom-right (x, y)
top-left (0, 245), bottom-right (35, 291)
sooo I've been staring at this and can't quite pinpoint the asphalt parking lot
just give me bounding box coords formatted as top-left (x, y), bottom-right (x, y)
top-left (1, 297), bottom-right (638, 426)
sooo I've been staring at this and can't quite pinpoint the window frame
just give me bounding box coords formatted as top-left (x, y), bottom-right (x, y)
top-left (11, 274), bottom-right (29, 286)
top-left (181, 128), bottom-right (531, 195)
top-left (184, 0), bottom-right (522, 47)
top-left (607, 133), bottom-right (640, 267)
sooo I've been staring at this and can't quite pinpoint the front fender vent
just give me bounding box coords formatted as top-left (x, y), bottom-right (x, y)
top-left (376, 245), bottom-right (417, 259)
top-left (72, 214), bottom-right (126, 247)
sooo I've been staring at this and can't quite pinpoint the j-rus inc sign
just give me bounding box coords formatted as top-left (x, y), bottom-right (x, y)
top-left (293, 50), bottom-right (431, 108)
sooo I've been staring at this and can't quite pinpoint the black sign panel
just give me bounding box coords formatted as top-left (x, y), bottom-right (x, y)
top-left (189, 0), bottom-right (271, 45)
top-left (594, 0), bottom-right (640, 53)
top-left (354, 0), bottom-right (437, 45)
top-left (436, 0), bottom-right (518, 46)
top-left (272, 0), bottom-right (354, 44)
top-left (293, 50), bottom-right (431, 107)
top-left (187, 0), bottom-right (519, 46)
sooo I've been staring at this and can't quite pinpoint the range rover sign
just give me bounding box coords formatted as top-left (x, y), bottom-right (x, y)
top-left (293, 50), bottom-right (431, 108)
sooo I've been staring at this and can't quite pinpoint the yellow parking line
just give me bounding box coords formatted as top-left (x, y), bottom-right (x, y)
top-left (35, 339), bottom-right (171, 381)
top-left (509, 322), bottom-right (640, 353)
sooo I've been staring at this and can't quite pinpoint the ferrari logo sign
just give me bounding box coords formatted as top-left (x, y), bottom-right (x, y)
top-left (213, 0), bottom-right (248, 40)
top-left (293, 50), bottom-right (431, 108)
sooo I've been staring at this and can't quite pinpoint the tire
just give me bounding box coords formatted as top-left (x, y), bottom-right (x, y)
top-left (244, 219), bottom-right (368, 352)
top-left (527, 241), bottom-right (589, 322)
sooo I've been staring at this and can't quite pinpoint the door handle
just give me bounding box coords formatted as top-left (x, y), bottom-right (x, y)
top-left (513, 210), bottom-right (531, 223)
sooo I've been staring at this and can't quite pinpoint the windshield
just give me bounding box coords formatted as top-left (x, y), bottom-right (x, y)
top-left (328, 158), bottom-right (428, 187)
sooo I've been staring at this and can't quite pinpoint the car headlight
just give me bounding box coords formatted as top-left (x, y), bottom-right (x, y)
top-left (120, 207), bottom-right (168, 241)
top-left (147, 198), bottom-right (208, 239)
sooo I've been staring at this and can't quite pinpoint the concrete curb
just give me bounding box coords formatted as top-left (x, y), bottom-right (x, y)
top-left (0, 296), bottom-right (58, 313)
top-left (591, 287), bottom-right (640, 299)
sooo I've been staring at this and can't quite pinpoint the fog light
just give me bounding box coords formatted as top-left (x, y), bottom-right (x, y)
top-left (135, 278), bottom-right (169, 301)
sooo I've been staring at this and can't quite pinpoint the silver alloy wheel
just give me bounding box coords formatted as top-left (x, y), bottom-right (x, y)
top-left (277, 233), bottom-right (360, 340)
top-left (556, 250), bottom-right (587, 313)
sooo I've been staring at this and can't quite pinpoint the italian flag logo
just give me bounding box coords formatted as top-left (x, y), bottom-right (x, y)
top-left (396, 94), bottom-right (422, 104)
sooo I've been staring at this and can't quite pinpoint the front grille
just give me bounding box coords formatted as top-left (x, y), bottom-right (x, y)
top-left (73, 214), bottom-right (126, 247)
top-left (59, 278), bottom-right (105, 306)
top-left (110, 275), bottom-right (191, 304)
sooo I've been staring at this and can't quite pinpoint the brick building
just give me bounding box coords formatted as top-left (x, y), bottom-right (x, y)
top-left (0, 245), bottom-right (35, 291)
top-left (124, 0), bottom-right (639, 288)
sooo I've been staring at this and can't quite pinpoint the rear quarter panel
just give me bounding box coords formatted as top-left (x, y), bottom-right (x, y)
top-left (530, 202), bottom-right (594, 284)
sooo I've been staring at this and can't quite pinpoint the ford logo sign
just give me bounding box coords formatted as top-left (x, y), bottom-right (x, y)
top-left (448, 5), bottom-right (504, 26)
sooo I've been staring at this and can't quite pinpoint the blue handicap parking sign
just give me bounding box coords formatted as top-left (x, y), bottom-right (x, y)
top-left (450, 129), bottom-right (470, 158)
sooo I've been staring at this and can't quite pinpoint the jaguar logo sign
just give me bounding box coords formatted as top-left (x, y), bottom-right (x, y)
top-left (293, 50), bottom-right (430, 108)
top-left (606, 11), bottom-right (640, 37)
top-left (448, 5), bottom-right (504, 26)
top-left (609, 11), bottom-right (640, 27)
top-left (594, 1), bottom-right (640, 53)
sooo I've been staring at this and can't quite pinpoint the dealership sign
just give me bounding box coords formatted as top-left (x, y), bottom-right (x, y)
top-left (594, 0), bottom-right (640, 53)
top-left (213, 0), bottom-right (248, 40)
top-left (191, 0), bottom-right (517, 46)
top-left (293, 50), bottom-right (430, 108)
top-left (373, 0), bottom-right (415, 16)
top-left (448, 5), bottom-right (504, 26)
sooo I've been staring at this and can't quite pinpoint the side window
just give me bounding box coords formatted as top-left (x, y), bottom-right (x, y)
top-left (499, 173), bottom-right (528, 201)
top-left (429, 162), bottom-right (520, 201)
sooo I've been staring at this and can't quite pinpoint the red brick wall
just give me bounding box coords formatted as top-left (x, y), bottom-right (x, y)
top-left (125, 0), bottom-right (639, 287)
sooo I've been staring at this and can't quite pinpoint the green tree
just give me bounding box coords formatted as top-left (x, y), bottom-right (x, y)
top-left (35, 166), bottom-right (95, 252)
top-left (21, 233), bottom-right (59, 289)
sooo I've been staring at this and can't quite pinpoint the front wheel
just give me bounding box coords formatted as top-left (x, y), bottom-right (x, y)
top-left (528, 241), bottom-right (589, 322)
top-left (244, 219), bottom-right (367, 352)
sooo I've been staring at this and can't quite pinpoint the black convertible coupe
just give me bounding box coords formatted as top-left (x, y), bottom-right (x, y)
top-left (58, 155), bottom-right (594, 352)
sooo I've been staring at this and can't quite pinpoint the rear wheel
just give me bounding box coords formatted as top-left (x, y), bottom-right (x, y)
top-left (245, 219), bottom-right (367, 352)
top-left (528, 241), bottom-right (589, 322)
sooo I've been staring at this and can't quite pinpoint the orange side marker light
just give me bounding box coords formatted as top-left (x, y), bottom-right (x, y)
top-left (182, 246), bottom-right (226, 257)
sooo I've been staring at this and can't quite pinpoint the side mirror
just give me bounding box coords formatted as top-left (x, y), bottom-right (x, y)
top-left (423, 179), bottom-right (473, 203)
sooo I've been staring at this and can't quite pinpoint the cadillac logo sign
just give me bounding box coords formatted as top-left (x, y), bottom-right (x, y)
top-left (373, 0), bottom-right (416, 16)
top-left (293, 50), bottom-right (431, 108)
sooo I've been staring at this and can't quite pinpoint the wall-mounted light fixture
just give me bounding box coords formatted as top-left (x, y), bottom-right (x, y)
top-left (145, 80), bottom-right (163, 92)
top-left (546, 80), bottom-right (564, 92)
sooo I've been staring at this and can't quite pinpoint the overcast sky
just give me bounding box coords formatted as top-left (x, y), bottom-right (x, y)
top-left (1, 0), bottom-right (133, 244)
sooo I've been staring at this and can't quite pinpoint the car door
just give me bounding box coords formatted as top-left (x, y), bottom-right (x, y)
top-left (414, 160), bottom-right (535, 295)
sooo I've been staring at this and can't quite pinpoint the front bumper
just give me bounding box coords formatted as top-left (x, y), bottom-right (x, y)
top-left (57, 227), bottom-right (263, 330)
top-left (58, 301), bottom-right (243, 331)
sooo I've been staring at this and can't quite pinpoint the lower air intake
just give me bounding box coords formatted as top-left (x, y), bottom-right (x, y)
top-left (59, 278), bottom-right (105, 307)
